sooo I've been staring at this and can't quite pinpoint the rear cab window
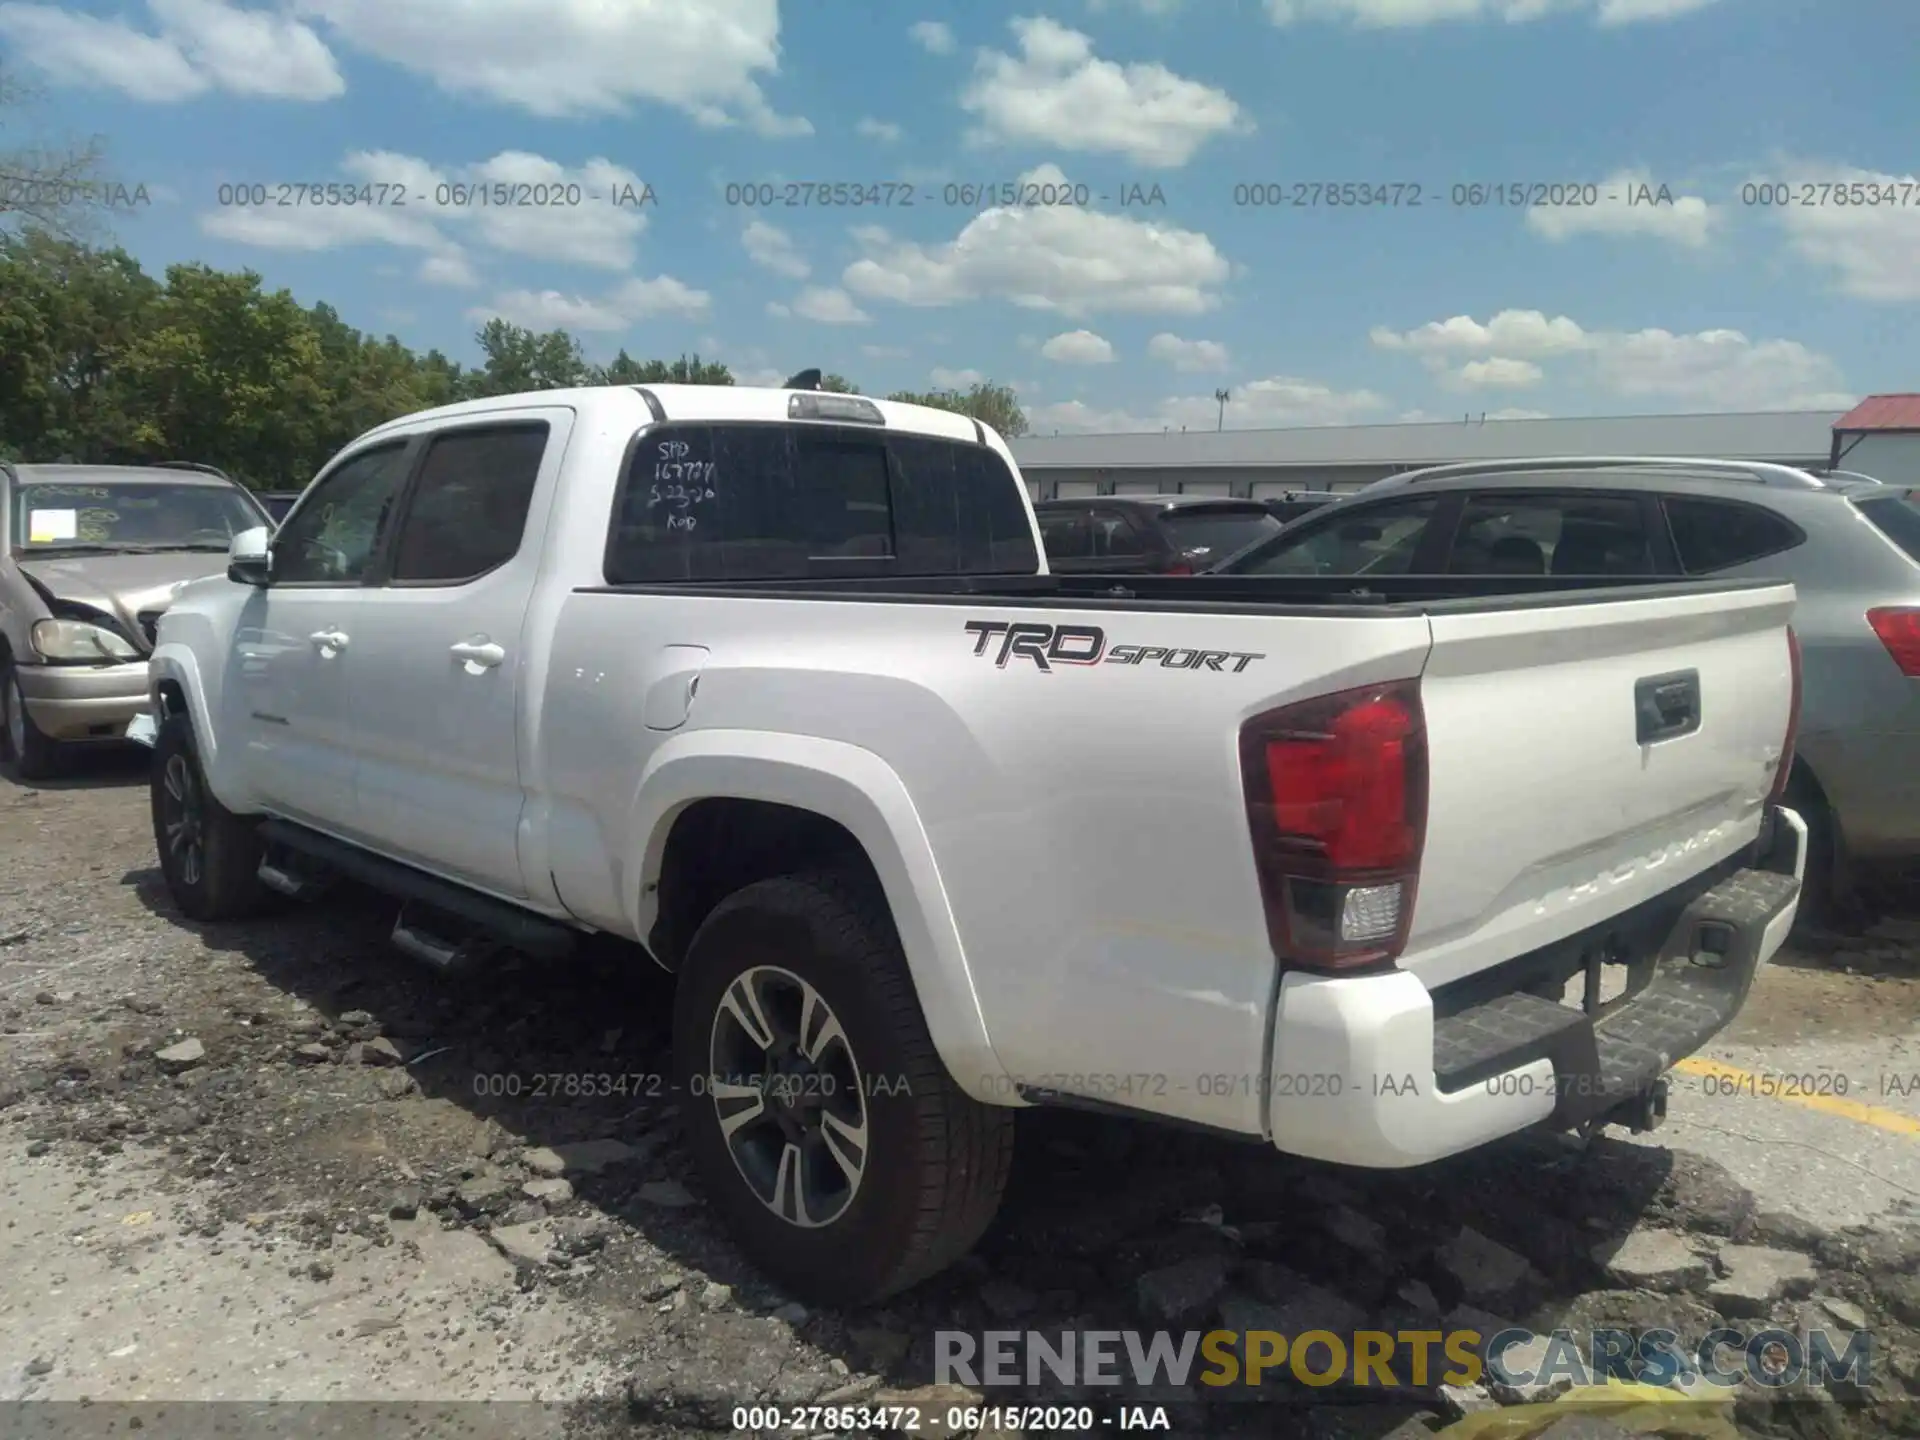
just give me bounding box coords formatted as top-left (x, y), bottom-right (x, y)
top-left (1156, 506), bottom-right (1281, 564)
top-left (604, 423), bottom-right (1040, 583)
top-left (1855, 490), bottom-right (1920, 564)
top-left (1662, 496), bottom-right (1805, 574)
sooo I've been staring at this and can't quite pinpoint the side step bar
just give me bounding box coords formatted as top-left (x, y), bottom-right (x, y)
top-left (255, 819), bottom-right (580, 962)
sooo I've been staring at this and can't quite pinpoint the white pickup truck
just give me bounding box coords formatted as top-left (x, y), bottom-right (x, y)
top-left (143, 382), bottom-right (1807, 1306)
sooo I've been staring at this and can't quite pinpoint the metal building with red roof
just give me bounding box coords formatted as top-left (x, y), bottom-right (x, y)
top-left (1831, 394), bottom-right (1920, 483)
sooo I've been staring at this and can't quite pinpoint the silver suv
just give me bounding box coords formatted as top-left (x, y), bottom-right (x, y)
top-left (1, 461), bottom-right (273, 779)
top-left (1215, 457), bottom-right (1920, 925)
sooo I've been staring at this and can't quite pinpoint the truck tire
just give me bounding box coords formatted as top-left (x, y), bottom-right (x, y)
top-left (150, 711), bottom-right (272, 921)
top-left (671, 868), bottom-right (1014, 1307)
top-left (1, 656), bottom-right (64, 782)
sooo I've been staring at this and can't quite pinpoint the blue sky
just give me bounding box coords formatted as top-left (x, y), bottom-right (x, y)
top-left (1, 0), bottom-right (1915, 433)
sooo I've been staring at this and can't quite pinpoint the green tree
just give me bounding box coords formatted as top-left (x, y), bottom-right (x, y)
top-left (818, 373), bottom-right (859, 394)
top-left (469, 318), bottom-right (589, 396)
top-left (886, 379), bottom-right (1028, 437)
top-left (596, 350), bottom-right (733, 385)
top-left (0, 229), bottom-right (160, 462)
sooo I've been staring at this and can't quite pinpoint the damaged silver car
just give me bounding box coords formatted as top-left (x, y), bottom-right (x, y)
top-left (1, 461), bottom-right (273, 779)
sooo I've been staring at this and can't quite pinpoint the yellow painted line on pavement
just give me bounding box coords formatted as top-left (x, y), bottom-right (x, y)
top-left (1672, 1056), bottom-right (1920, 1139)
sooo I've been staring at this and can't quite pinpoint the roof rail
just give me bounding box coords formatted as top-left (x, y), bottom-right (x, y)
top-left (1370, 456), bottom-right (1831, 491)
top-left (152, 460), bottom-right (236, 482)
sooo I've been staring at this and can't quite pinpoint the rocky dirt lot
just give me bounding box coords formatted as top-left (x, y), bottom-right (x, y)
top-left (3, 754), bottom-right (1920, 1440)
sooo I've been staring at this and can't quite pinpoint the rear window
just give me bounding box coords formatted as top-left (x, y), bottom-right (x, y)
top-left (1856, 492), bottom-right (1920, 564)
top-left (604, 423), bottom-right (1039, 583)
top-left (1157, 507), bottom-right (1281, 562)
top-left (1663, 496), bottom-right (1803, 574)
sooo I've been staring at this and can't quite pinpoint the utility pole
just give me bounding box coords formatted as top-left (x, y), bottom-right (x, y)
top-left (1214, 388), bottom-right (1230, 431)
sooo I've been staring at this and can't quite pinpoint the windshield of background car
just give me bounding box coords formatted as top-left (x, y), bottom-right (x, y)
top-left (12, 481), bottom-right (266, 551)
top-left (1856, 491), bottom-right (1920, 564)
top-left (1157, 507), bottom-right (1281, 561)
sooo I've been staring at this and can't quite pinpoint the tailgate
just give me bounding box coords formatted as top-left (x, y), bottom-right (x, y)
top-left (1404, 581), bottom-right (1797, 988)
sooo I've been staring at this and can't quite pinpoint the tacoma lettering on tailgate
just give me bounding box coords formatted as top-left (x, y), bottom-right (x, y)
top-left (964, 620), bottom-right (1265, 674)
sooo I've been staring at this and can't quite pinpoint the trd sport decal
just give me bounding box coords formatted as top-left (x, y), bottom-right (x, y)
top-left (964, 620), bottom-right (1264, 674)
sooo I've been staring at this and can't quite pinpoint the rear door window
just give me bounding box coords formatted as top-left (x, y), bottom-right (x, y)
top-left (1449, 492), bottom-right (1657, 575)
top-left (1662, 496), bottom-right (1805, 574)
top-left (1855, 492), bottom-right (1920, 564)
top-left (1157, 506), bottom-right (1282, 563)
top-left (1089, 508), bottom-right (1148, 559)
top-left (1226, 496), bottom-right (1442, 576)
top-left (604, 423), bottom-right (1039, 583)
top-left (1037, 508), bottom-right (1093, 561)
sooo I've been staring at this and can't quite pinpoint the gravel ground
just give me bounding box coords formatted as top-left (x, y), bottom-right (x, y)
top-left (3, 751), bottom-right (1920, 1440)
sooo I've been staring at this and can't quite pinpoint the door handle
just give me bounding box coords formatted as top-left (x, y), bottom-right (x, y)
top-left (308, 629), bottom-right (349, 652)
top-left (450, 640), bottom-right (506, 670)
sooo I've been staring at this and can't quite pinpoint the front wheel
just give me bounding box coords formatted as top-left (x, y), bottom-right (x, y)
top-left (0, 657), bottom-right (64, 781)
top-left (150, 712), bottom-right (272, 921)
top-left (671, 869), bottom-right (1014, 1307)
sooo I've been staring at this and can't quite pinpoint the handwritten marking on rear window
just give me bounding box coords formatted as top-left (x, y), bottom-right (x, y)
top-left (653, 439), bottom-right (718, 510)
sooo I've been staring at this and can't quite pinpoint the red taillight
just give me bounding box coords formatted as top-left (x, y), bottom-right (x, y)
top-left (1163, 559), bottom-right (1195, 576)
top-left (1240, 679), bottom-right (1428, 972)
top-left (1868, 607), bottom-right (1920, 677)
top-left (1769, 626), bottom-right (1802, 804)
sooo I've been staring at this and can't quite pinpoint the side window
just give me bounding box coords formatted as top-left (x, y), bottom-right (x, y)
top-left (388, 423), bottom-right (549, 583)
top-left (1449, 492), bottom-right (1655, 575)
top-left (1228, 497), bottom-right (1441, 576)
top-left (1037, 510), bottom-right (1092, 560)
top-left (1663, 497), bottom-right (1804, 574)
top-left (603, 424), bottom-right (1040, 583)
top-left (271, 444), bottom-right (411, 585)
top-left (1090, 509), bottom-right (1146, 558)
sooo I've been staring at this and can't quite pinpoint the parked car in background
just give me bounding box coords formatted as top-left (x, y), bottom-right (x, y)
top-left (1261, 490), bottom-right (1342, 524)
top-left (0, 460), bottom-right (273, 779)
top-left (142, 385), bottom-right (1805, 1305)
top-left (1034, 494), bottom-right (1284, 574)
top-left (1214, 456), bottom-right (1920, 925)
top-left (258, 491), bottom-right (303, 523)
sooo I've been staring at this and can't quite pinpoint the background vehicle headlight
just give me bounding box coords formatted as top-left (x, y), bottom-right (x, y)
top-left (31, 618), bottom-right (141, 663)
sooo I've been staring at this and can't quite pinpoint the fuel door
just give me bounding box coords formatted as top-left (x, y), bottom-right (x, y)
top-left (641, 645), bottom-right (710, 732)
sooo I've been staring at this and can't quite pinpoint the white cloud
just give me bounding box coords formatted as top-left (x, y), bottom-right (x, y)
top-left (1525, 169), bottom-right (1719, 248)
top-left (0, 0), bottom-right (341, 100)
top-left (931, 366), bottom-right (984, 387)
top-left (1040, 329), bottom-right (1115, 364)
top-left (1763, 162), bottom-right (1920, 302)
top-left (765, 302), bottom-right (791, 318)
top-left (1372, 307), bottom-right (1855, 410)
top-left (1146, 332), bottom-right (1229, 372)
top-left (856, 116), bottom-right (903, 143)
top-left (1028, 376), bottom-right (1389, 434)
top-left (469, 274), bottom-right (709, 333)
top-left (961, 17), bottom-right (1245, 168)
top-left (292, 0), bottom-right (808, 132)
top-left (908, 19), bottom-right (955, 53)
top-left (742, 219), bottom-right (809, 278)
top-left (789, 286), bottom-right (871, 325)
top-left (1088, 0), bottom-right (1187, 12)
top-left (200, 149), bottom-right (654, 271)
top-left (418, 252), bottom-right (480, 287)
top-left (1486, 407), bottom-right (1552, 419)
top-left (1454, 357), bottom-right (1544, 389)
top-left (843, 163), bottom-right (1230, 317)
top-left (1263, 0), bottom-right (1723, 23)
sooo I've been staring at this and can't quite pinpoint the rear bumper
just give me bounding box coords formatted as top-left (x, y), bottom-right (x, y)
top-left (1266, 806), bottom-right (1805, 1168)
top-left (14, 660), bottom-right (151, 742)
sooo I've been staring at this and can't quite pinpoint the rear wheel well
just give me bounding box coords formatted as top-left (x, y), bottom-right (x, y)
top-left (648, 798), bottom-right (876, 970)
top-left (156, 680), bottom-right (189, 718)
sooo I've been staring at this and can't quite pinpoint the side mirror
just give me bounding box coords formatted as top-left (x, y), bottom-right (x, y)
top-left (228, 526), bottom-right (272, 587)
